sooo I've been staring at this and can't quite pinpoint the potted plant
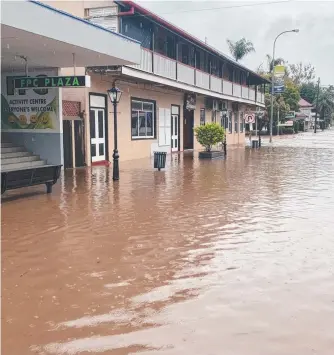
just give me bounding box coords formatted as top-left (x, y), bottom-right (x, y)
top-left (194, 123), bottom-right (225, 159)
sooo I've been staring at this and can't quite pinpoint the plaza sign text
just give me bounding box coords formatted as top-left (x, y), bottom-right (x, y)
top-left (14, 75), bottom-right (91, 89)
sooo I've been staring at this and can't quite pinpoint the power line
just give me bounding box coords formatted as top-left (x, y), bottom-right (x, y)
top-left (132, 0), bottom-right (293, 18)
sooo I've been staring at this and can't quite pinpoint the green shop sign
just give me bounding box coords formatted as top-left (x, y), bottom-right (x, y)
top-left (14, 75), bottom-right (91, 89)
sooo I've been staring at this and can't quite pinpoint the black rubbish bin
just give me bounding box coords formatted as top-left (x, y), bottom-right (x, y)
top-left (154, 151), bottom-right (167, 171)
top-left (252, 140), bottom-right (259, 149)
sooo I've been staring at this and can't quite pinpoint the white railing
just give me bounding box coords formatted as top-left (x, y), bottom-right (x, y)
top-left (234, 84), bottom-right (242, 98)
top-left (127, 48), bottom-right (265, 104)
top-left (153, 53), bottom-right (176, 80)
top-left (195, 70), bottom-right (210, 89)
top-left (241, 86), bottom-right (249, 99)
top-left (177, 63), bottom-right (195, 85)
top-left (249, 88), bottom-right (256, 101)
top-left (129, 48), bottom-right (152, 73)
top-left (223, 80), bottom-right (233, 96)
top-left (210, 76), bottom-right (222, 93)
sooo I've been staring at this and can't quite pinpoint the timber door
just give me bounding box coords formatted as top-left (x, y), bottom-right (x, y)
top-left (183, 109), bottom-right (194, 150)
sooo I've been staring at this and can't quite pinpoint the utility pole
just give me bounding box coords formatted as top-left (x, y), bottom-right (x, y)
top-left (314, 77), bottom-right (320, 133)
top-left (270, 29), bottom-right (299, 143)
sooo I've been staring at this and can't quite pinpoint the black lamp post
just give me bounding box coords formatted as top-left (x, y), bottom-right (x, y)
top-left (107, 85), bottom-right (122, 181)
top-left (222, 108), bottom-right (228, 155)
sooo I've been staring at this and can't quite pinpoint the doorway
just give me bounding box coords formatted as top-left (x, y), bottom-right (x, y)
top-left (183, 108), bottom-right (194, 150)
top-left (90, 109), bottom-right (106, 162)
top-left (74, 120), bottom-right (85, 167)
top-left (171, 105), bottom-right (180, 152)
top-left (89, 94), bottom-right (108, 164)
top-left (63, 120), bottom-right (73, 168)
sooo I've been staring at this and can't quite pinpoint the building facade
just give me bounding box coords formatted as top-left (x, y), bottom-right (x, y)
top-left (45, 0), bottom-right (269, 167)
top-left (1, 1), bottom-right (140, 172)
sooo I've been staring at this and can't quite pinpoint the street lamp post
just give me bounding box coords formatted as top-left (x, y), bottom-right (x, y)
top-left (222, 108), bottom-right (228, 155)
top-left (270, 29), bottom-right (299, 143)
top-left (107, 85), bottom-right (122, 181)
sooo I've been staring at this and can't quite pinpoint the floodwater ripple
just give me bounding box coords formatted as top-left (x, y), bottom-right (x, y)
top-left (2, 131), bottom-right (334, 355)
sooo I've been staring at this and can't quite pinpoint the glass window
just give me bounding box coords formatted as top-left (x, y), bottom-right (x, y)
top-left (98, 110), bottom-right (104, 138)
top-left (91, 144), bottom-right (96, 157)
top-left (90, 110), bottom-right (96, 139)
top-left (200, 108), bottom-right (205, 125)
top-left (212, 110), bottom-right (217, 123)
top-left (131, 112), bottom-right (138, 137)
top-left (240, 112), bottom-right (244, 133)
top-left (228, 111), bottom-right (232, 133)
top-left (131, 99), bottom-right (155, 139)
top-left (139, 111), bottom-right (146, 136)
top-left (235, 113), bottom-right (239, 133)
top-left (99, 143), bottom-right (104, 156)
top-left (146, 112), bottom-right (153, 136)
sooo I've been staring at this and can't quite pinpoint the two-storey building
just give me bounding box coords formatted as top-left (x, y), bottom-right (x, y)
top-left (47, 0), bottom-right (269, 166)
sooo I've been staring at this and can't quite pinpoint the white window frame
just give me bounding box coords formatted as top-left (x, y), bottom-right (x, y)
top-left (131, 99), bottom-right (155, 139)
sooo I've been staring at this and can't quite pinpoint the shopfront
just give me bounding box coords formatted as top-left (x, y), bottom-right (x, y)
top-left (1, 0), bottom-right (140, 172)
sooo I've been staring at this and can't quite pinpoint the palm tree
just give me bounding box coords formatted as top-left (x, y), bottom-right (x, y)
top-left (266, 54), bottom-right (285, 73)
top-left (226, 38), bottom-right (255, 62)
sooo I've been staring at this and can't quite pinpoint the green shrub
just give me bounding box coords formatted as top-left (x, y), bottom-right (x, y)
top-left (282, 128), bottom-right (294, 134)
top-left (194, 123), bottom-right (225, 152)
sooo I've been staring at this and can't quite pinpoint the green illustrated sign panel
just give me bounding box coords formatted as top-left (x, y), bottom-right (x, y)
top-left (1, 72), bottom-right (60, 131)
top-left (14, 75), bottom-right (91, 89)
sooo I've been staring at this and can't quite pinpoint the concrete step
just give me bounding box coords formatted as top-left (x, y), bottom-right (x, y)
top-left (1, 142), bottom-right (15, 148)
top-left (1, 146), bottom-right (25, 154)
top-left (1, 155), bottom-right (40, 165)
top-left (1, 160), bottom-right (46, 171)
top-left (1, 151), bottom-right (32, 159)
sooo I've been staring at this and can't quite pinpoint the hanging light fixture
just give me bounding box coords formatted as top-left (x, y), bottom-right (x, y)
top-left (107, 86), bottom-right (122, 104)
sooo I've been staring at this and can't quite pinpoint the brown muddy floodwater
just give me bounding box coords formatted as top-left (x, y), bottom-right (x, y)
top-left (2, 131), bottom-right (334, 355)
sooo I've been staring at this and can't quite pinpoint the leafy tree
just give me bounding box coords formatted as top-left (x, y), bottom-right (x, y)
top-left (300, 82), bottom-right (317, 104)
top-left (226, 38), bottom-right (255, 62)
top-left (194, 123), bottom-right (225, 152)
top-left (282, 79), bottom-right (300, 111)
top-left (288, 62), bottom-right (315, 86)
top-left (315, 86), bottom-right (334, 120)
top-left (266, 54), bottom-right (285, 72)
top-left (264, 93), bottom-right (290, 127)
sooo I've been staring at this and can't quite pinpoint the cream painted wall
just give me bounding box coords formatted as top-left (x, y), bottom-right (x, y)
top-left (42, 0), bottom-right (116, 17)
top-left (193, 99), bottom-right (249, 151)
top-left (89, 74), bottom-right (184, 163)
top-left (42, 1), bottom-right (86, 17)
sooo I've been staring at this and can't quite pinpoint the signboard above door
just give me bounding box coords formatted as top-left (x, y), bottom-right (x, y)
top-left (184, 93), bottom-right (196, 111)
top-left (14, 75), bottom-right (91, 89)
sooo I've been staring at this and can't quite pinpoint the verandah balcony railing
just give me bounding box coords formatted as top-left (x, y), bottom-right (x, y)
top-left (210, 75), bottom-right (222, 93)
top-left (223, 80), bottom-right (233, 96)
top-left (128, 48), bottom-right (264, 104)
top-left (153, 53), bottom-right (176, 80)
top-left (177, 62), bottom-right (195, 85)
top-left (195, 69), bottom-right (210, 90)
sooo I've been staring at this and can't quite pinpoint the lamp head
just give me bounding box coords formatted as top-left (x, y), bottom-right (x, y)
top-left (107, 86), bottom-right (122, 104)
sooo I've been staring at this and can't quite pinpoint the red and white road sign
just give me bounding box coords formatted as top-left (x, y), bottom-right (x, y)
top-left (244, 113), bottom-right (255, 124)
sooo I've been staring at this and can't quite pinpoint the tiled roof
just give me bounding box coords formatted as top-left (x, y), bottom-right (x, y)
top-left (299, 98), bottom-right (313, 107)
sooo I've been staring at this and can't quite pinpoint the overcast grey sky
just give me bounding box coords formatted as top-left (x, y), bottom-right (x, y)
top-left (137, 0), bottom-right (334, 85)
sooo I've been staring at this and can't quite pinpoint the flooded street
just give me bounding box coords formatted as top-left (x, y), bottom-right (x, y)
top-left (2, 131), bottom-right (334, 355)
